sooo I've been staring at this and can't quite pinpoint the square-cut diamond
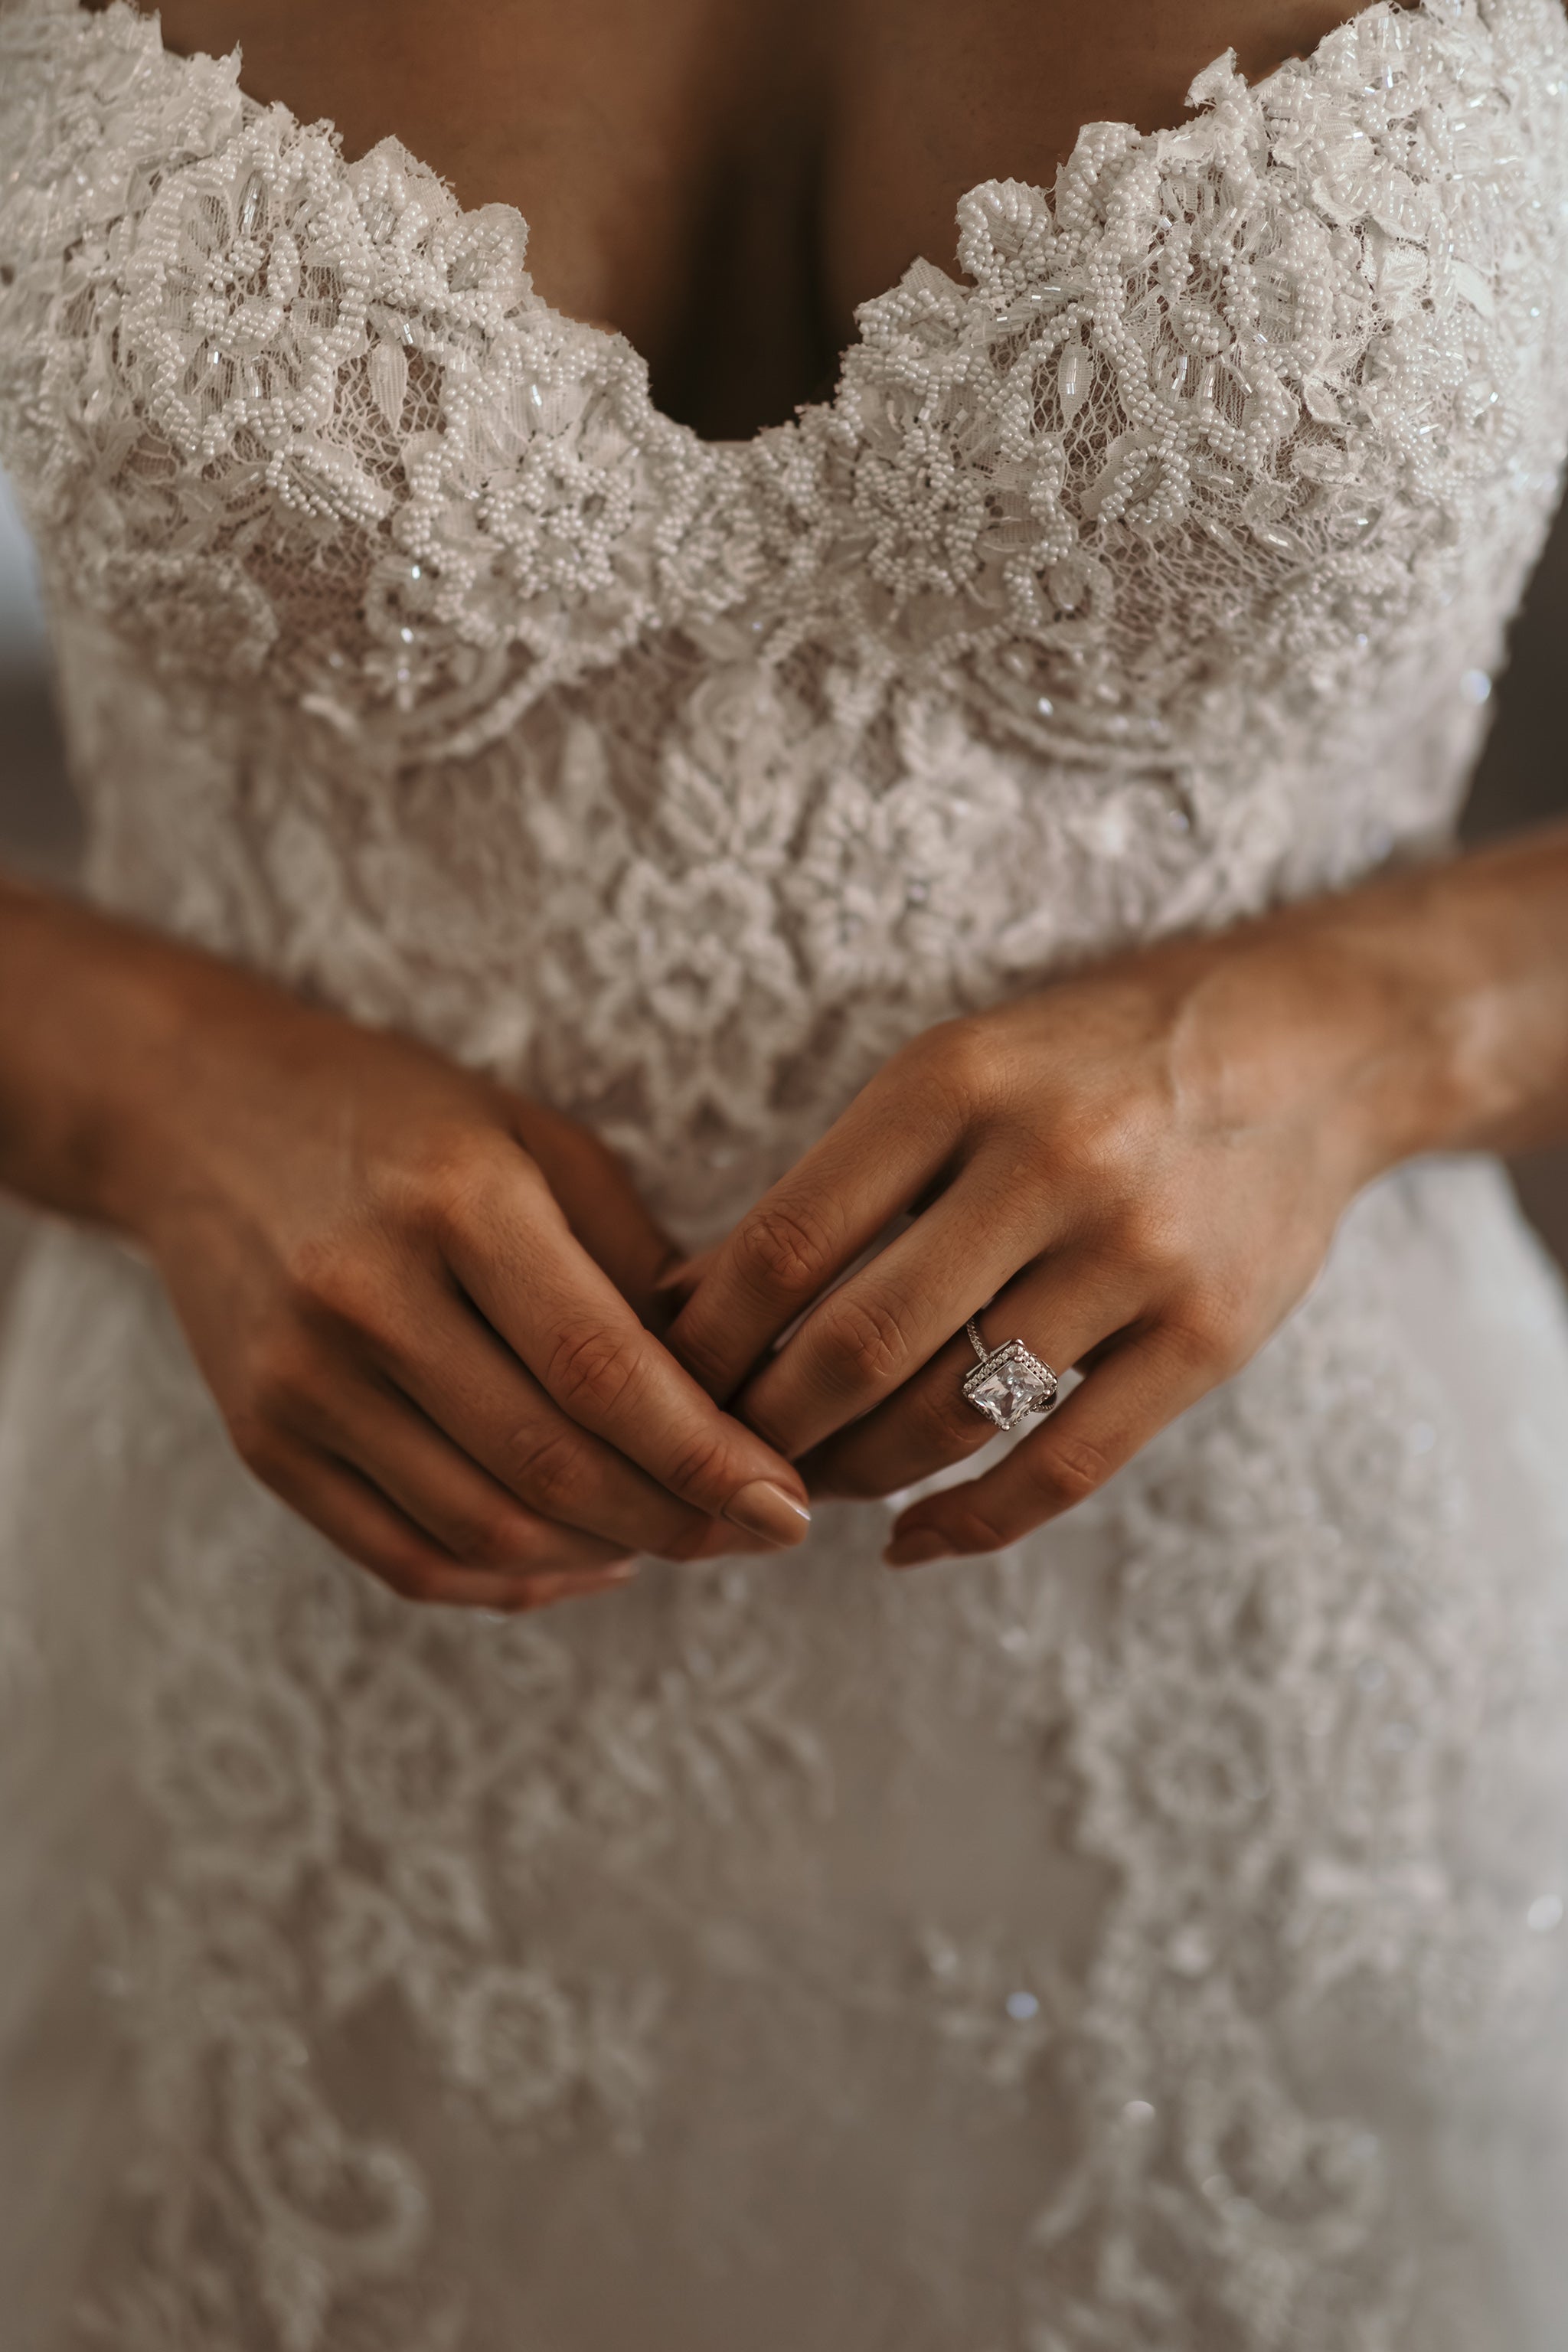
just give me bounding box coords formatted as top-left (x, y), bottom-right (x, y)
top-left (962, 1341), bottom-right (1058, 1431)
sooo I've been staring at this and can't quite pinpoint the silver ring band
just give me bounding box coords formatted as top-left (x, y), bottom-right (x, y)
top-left (962, 1312), bottom-right (1060, 1431)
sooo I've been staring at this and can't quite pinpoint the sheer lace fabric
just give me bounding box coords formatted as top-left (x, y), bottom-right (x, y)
top-left (3, 1), bottom-right (1568, 2345)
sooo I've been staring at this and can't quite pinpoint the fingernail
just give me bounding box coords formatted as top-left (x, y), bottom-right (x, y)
top-left (724, 1479), bottom-right (812, 1548)
top-left (884, 1529), bottom-right (950, 1569)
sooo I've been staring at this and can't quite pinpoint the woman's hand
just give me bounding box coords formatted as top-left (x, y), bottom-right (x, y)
top-left (0, 886), bottom-right (810, 1611)
top-left (141, 1001), bottom-right (812, 1609)
top-left (667, 878), bottom-right (1522, 1566)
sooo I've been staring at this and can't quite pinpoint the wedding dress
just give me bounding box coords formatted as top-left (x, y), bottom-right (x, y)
top-left (4, 0), bottom-right (1568, 2343)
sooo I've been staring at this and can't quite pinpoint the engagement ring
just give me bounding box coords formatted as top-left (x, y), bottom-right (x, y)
top-left (962, 1318), bottom-right (1060, 1431)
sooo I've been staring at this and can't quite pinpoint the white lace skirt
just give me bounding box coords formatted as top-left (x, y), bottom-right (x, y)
top-left (2, 1156), bottom-right (1567, 2352)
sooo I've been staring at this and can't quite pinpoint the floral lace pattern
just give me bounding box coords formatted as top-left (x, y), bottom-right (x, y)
top-left (3, 0), bottom-right (1567, 1223)
top-left (5, 1), bottom-right (1568, 2345)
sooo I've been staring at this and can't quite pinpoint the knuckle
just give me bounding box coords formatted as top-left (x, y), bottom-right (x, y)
top-left (1106, 1197), bottom-right (1177, 1266)
top-left (241, 1331), bottom-right (317, 1425)
top-left (733, 1200), bottom-right (837, 1303)
top-left (656, 1425), bottom-right (735, 1504)
top-left (1047, 1100), bottom-right (1155, 1200)
top-left (407, 1129), bottom-right (519, 1241)
top-left (1165, 1292), bottom-right (1248, 1377)
top-left (413, 1152), bottom-right (481, 1241)
top-left (228, 1408), bottom-right (283, 1481)
top-left (544, 1324), bottom-right (642, 1419)
top-left (1042, 1129), bottom-right (1120, 1207)
top-left (918, 1018), bottom-right (1014, 1112)
top-left (281, 1232), bottom-right (377, 1329)
top-left (498, 1419), bottom-right (586, 1516)
top-left (1028, 1431), bottom-right (1117, 1512)
top-left (452, 1503), bottom-right (536, 1570)
top-left (815, 1291), bottom-right (915, 1392)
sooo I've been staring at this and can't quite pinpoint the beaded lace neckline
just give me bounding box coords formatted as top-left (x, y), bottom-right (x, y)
top-left (84, 0), bottom-right (1433, 455)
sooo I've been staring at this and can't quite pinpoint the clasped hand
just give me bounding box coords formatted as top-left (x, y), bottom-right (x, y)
top-left (151, 912), bottom-right (1387, 1611)
top-left (129, 979), bottom-right (812, 1616)
top-left (671, 922), bottom-right (1380, 1566)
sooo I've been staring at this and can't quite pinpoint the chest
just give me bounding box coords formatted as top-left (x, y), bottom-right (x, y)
top-left (120, 0), bottom-right (1400, 436)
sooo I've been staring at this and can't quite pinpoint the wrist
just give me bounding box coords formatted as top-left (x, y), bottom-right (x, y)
top-left (83, 949), bottom-right (220, 1247)
top-left (0, 883), bottom-right (250, 1243)
top-left (1280, 853), bottom-right (1568, 1180)
top-left (1179, 831), bottom-right (1568, 1195)
top-left (1163, 888), bottom-right (1481, 1195)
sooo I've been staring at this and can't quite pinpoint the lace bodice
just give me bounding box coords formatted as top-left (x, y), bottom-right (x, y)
top-left (5, 7), bottom-right (1568, 2351)
top-left (3, 0), bottom-right (1567, 1227)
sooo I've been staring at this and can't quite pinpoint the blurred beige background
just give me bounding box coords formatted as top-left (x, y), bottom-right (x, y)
top-left (1, 471), bottom-right (1565, 1309)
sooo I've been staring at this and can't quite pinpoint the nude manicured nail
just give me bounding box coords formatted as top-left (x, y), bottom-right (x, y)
top-left (884, 1529), bottom-right (950, 1569)
top-left (724, 1480), bottom-right (812, 1547)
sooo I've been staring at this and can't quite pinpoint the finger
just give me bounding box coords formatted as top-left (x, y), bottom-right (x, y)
top-left (440, 1152), bottom-right (813, 1549)
top-left (249, 1431), bottom-right (639, 1613)
top-left (652, 1246), bottom-right (714, 1303)
top-left (666, 1052), bottom-right (972, 1403)
top-left (273, 1370), bottom-right (637, 1577)
top-left (370, 1288), bottom-right (741, 1560)
top-left (645, 1245), bottom-right (714, 1336)
top-left (805, 1250), bottom-right (1145, 1503)
top-left (733, 1174), bottom-right (1062, 1460)
top-left (882, 1319), bottom-right (1224, 1564)
top-left (505, 1099), bottom-right (681, 1318)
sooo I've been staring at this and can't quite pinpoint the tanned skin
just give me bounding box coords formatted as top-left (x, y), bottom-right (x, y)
top-left (8, 0), bottom-right (1566, 1595)
top-left (133, 0), bottom-right (1383, 436)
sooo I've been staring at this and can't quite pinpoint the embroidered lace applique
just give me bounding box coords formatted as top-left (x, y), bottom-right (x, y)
top-left (4, 0), bottom-right (1566, 1227)
top-left (4, 0), bottom-right (1568, 2344)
